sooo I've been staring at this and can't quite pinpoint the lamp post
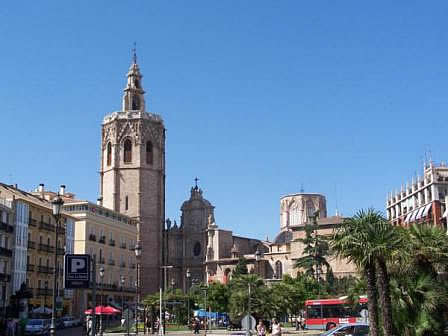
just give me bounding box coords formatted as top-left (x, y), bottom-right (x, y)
top-left (185, 269), bottom-right (191, 327)
top-left (135, 243), bottom-right (142, 336)
top-left (50, 195), bottom-right (64, 336)
top-left (99, 266), bottom-right (105, 336)
top-left (120, 275), bottom-right (125, 321)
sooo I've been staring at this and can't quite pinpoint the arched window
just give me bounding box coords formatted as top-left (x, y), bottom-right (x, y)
top-left (146, 141), bottom-right (153, 165)
top-left (275, 261), bottom-right (283, 279)
top-left (124, 139), bottom-right (132, 163)
top-left (106, 142), bottom-right (112, 166)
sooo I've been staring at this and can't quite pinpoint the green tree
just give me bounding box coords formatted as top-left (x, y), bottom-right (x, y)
top-left (228, 274), bottom-right (272, 322)
top-left (207, 282), bottom-right (230, 313)
top-left (232, 257), bottom-right (249, 277)
top-left (332, 209), bottom-right (381, 336)
top-left (294, 212), bottom-right (332, 282)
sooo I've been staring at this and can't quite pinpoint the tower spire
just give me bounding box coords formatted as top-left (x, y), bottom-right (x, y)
top-left (122, 45), bottom-right (146, 112)
top-left (132, 42), bottom-right (137, 65)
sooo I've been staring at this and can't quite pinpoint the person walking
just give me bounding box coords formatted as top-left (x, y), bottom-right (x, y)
top-left (257, 320), bottom-right (266, 336)
top-left (271, 319), bottom-right (282, 336)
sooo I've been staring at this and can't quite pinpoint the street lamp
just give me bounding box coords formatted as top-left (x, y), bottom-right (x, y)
top-left (120, 275), bottom-right (125, 321)
top-left (185, 269), bottom-right (191, 326)
top-left (50, 195), bottom-right (64, 336)
top-left (134, 242), bottom-right (142, 336)
top-left (99, 266), bottom-right (105, 336)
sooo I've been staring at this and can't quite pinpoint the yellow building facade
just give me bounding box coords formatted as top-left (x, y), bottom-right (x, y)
top-left (63, 200), bottom-right (137, 318)
top-left (0, 183), bottom-right (75, 316)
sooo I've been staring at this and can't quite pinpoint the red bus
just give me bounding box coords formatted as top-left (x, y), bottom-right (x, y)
top-left (304, 297), bottom-right (368, 331)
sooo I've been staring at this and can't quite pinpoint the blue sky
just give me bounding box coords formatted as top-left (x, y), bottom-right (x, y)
top-left (1, 1), bottom-right (447, 240)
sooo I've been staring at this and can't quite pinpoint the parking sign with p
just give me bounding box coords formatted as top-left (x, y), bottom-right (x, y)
top-left (65, 254), bottom-right (91, 289)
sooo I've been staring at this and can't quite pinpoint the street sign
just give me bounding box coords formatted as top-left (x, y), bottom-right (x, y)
top-left (65, 254), bottom-right (91, 289)
top-left (241, 314), bottom-right (256, 330)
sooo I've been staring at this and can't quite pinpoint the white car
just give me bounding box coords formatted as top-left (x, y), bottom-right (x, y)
top-left (320, 322), bottom-right (369, 336)
top-left (61, 316), bottom-right (81, 328)
top-left (25, 319), bottom-right (50, 335)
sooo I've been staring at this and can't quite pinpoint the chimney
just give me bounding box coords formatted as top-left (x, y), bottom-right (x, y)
top-left (59, 185), bottom-right (66, 195)
top-left (97, 197), bottom-right (103, 206)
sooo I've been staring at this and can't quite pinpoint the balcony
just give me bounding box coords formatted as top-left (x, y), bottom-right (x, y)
top-left (37, 265), bottom-right (54, 274)
top-left (28, 240), bottom-right (36, 249)
top-left (38, 243), bottom-right (55, 253)
top-left (130, 263), bottom-right (136, 269)
top-left (120, 262), bottom-right (126, 268)
top-left (28, 218), bottom-right (37, 227)
top-left (39, 221), bottom-right (54, 232)
top-left (109, 239), bottom-right (115, 246)
top-left (88, 234), bottom-right (97, 241)
top-left (36, 288), bottom-right (52, 296)
top-left (0, 273), bottom-right (11, 282)
top-left (0, 247), bottom-right (12, 257)
top-left (99, 236), bottom-right (106, 244)
top-left (56, 226), bottom-right (66, 235)
top-left (27, 264), bottom-right (35, 272)
top-left (108, 259), bottom-right (115, 266)
top-left (98, 258), bottom-right (106, 265)
top-left (56, 247), bottom-right (65, 255)
top-left (120, 243), bottom-right (127, 249)
top-left (0, 222), bottom-right (14, 233)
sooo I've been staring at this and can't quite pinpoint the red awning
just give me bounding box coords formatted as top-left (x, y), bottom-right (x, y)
top-left (85, 305), bottom-right (121, 315)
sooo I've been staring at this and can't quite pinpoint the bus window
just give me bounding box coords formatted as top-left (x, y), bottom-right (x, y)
top-left (307, 306), bottom-right (321, 319)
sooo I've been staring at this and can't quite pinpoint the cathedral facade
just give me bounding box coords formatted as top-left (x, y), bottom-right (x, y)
top-left (98, 56), bottom-right (356, 295)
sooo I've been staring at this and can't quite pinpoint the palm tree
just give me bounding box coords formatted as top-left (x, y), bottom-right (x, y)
top-left (332, 209), bottom-right (381, 336)
top-left (366, 217), bottom-right (403, 336)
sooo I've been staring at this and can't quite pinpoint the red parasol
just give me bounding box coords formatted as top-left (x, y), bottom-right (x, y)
top-left (84, 305), bottom-right (121, 315)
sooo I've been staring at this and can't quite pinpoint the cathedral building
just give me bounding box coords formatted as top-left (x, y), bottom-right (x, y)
top-left (99, 52), bottom-right (165, 294)
top-left (97, 54), bottom-right (356, 295)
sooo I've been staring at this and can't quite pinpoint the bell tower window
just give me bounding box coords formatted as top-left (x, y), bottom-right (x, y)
top-left (146, 141), bottom-right (153, 165)
top-left (106, 142), bottom-right (112, 166)
top-left (132, 96), bottom-right (140, 110)
top-left (124, 139), bottom-right (132, 163)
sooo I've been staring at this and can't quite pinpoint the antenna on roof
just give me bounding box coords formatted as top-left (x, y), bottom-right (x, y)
top-left (335, 184), bottom-right (340, 217)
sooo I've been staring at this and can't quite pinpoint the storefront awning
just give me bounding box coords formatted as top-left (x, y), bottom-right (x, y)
top-left (422, 203), bottom-right (432, 218)
top-left (414, 206), bottom-right (426, 221)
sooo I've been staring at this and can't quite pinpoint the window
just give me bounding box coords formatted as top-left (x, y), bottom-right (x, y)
top-left (125, 196), bottom-right (129, 211)
top-left (275, 261), bottom-right (283, 279)
top-left (193, 242), bottom-right (201, 256)
top-left (124, 139), bottom-right (132, 163)
top-left (106, 142), bottom-right (112, 166)
top-left (146, 141), bottom-right (153, 165)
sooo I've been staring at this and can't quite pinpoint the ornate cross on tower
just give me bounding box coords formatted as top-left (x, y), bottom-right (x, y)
top-left (194, 177), bottom-right (200, 189)
top-left (132, 42), bottom-right (137, 64)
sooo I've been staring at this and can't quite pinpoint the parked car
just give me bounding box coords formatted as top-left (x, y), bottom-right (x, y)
top-left (320, 322), bottom-right (369, 336)
top-left (61, 315), bottom-right (81, 328)
top-left (56, 318), bottom-right (65, 329)
top-left (25, 319), bottom-right (50, 335)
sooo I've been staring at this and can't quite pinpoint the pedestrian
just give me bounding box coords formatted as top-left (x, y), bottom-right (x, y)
top-left (271, 319), bottom-right (281, 336)
top-left (86, 315), bottom-right (92, 336)
top-left (257, 320), bottom-right (266, 336)
top-left (193, 318), bottom-right (200, 334)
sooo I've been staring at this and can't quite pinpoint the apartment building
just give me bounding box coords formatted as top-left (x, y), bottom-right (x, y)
top-left (0, 183), bottom-right (75, 316)
top-left (0, 197), bottom-right (14, 313)
top-left (386, 161), bottom-right (448, 230)
top-left (62, 200), bottom-right (138, 318)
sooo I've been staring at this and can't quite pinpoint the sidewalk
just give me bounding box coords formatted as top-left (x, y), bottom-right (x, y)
top-left (103, 327), bottom-right (322, 336)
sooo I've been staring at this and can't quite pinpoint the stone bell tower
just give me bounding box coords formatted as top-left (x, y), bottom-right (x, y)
top-left (99, 50), bottom-right (165, 294)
